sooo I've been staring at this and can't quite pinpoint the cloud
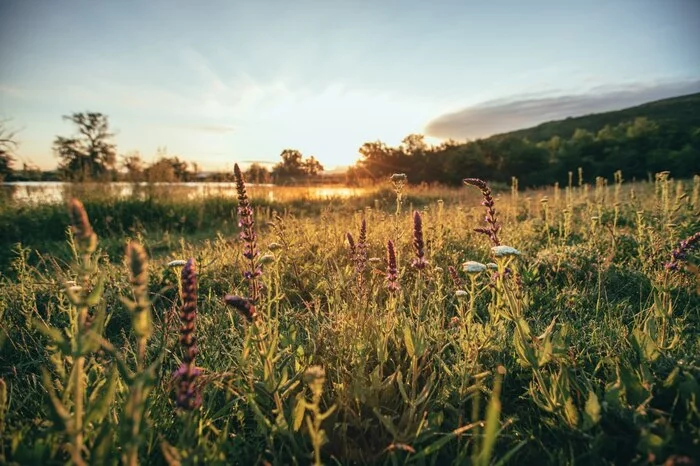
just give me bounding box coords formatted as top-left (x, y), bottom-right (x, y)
top-left (424, 78), bottom-right (700, 140)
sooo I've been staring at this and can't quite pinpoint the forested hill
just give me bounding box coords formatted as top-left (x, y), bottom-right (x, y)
top-left (492, 92), bottom-right (700, 144)
top-left (353, 92), bottom-right (700, 187)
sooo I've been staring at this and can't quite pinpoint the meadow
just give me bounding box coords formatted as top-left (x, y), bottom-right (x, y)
top-left (0, 170), bottom-right (698, 465)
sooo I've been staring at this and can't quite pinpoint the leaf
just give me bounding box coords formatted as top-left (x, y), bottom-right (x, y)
top-left (662, 367), bottom-right (680, 389)
top-left (403, 326), bottom-right (415, 359)
top-left (477, 377), bottom-right (502, 466)
top-left (84, 275), bottom-right (105, 306)
top-left (582, 390), bottom-right (601, 430)
top-left (631, 328), bottom-right (660, 363)
top-left (410, 433), bottom-right (457, 461)
top-left (563, 397), bottom-right (579, 428)
top-left (32, 319), bottom-right (70, 354)
top-left (40, 368), bottom-right (71, 431)
top-left (372, 407), bottom-right (399, 438)
top-left (86, 365), bottom-right (119, 424)
top-left (537, 338), bottom-right (553, 367)
top-left (292, 393), bottom-right (306, 432)
top-left (618, 364), bottom-right (649, 407)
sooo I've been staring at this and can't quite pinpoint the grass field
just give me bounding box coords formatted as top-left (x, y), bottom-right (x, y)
top-left (0, 171), bottom-right (699, 465)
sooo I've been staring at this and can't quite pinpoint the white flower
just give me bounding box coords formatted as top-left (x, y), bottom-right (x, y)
top-left (462, 261), bottom-right (487, 273)
top-left (491, 245), bottom-right (521, 257)
top-left (368, 257), bottom-right (382, 264)
top-left (434, 266), bottom-right (444, 273)
top-left (455, 290), bottom-right (468, 297)
top-left (268, 242), bottom-right (283, 251)
top-left (486, 262), bottom-right (498, 270)
top-left (257, 254), bottom-right (275, 265)
top-left (168, 259), bottom-right (187, 267)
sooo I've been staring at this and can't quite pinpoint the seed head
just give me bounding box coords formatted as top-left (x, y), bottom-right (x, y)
top-left (411, 211), bottom-right (428, 270)
top-left (386, 240), bottom-right (400, 293)
top-left (224, 294), bottom-right (258, 322)
top-left (68, 198), bottom-right (97, 253)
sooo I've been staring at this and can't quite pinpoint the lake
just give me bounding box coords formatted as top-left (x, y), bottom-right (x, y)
top-left (0, 182), bottom-right (370, 205)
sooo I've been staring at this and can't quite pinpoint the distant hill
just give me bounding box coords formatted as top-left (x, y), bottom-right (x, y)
top-left (488, 92), bottom-right (700, 143)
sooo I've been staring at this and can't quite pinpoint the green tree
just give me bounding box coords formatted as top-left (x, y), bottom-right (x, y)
top-left (272, 149), bottom-right (305, 180)
top-left (302, 156), bottom-right (324, 176)
top-left (246, 163), bottom-right (271, 184)
top-left (121, 151), bottom-right (145, 182)
top-left (53, 112), bottom-right (117, 181)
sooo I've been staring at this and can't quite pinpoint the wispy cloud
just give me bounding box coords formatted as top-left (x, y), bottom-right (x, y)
top-left (424, 78), bottom-right (700, 140)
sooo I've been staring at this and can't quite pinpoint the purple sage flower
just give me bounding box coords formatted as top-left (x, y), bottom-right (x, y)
top-left (411, 210), bottom-right (428, 270)
top-left (173, 258), bottom-right (202, 410)
top-left (386, 240), bottom-right (400, 293)
top-left (463, 178), bottom-right (501, 247)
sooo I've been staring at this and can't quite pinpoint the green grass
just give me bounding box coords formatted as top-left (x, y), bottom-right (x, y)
top-left (0, 174), bottom-right (699, 465)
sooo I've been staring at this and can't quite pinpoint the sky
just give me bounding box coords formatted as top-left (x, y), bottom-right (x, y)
top-left (1, 0), bottom-right (699, 171)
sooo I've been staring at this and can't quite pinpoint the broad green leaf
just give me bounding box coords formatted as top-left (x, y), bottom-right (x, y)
top-left (631, 328), bottom-right (660, 363)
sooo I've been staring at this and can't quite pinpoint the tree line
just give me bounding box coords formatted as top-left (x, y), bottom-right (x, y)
top-left (0, 113), bottom-right (325, 184)
top-left (2, 109), bottom-right (699, 186)
top-left (350, 118), bottom-right (700, 187)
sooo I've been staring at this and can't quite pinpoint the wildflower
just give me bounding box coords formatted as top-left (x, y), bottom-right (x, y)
top-left (455, 290), bottom-right (468, 297)
top-left (449, 316), bottom-right (461, 327)
top-left (125, 242), bottom-right (152, 339)
top-left (411, 211), bottom-right (428, 270)
top-left (462, 261), bottom-right (487, 273)
top-left (486, 262), bottom-right (498, 270)
top-left (174, 258), bottom-right (202, 410)
top-left (257, 254), bottom-right (275, 265)
top-left (491, 245), bottom-right (521, 257)
top-left (355, 219), bottom-right (368, 277)
top-left (390, 173), bottom-right (407, 184)
top-left (168, 259), bottom-right (187, 267)
top-left (68, 198), bottom-right (97, 254)
top-left (346, 232), bottom-right (356, 260)
top-left (368, 257), bottom-right (382, 264)
top-left (666, 231), bottom-right (700, 271)
top-left (224, 294), bottom-right (258, 322)
top-left (463, 178), bottom-right (501, 246)
top-left (448, 265), bottom-right (464, 288)
top-left (303, 365), bottom-right (326, 385)
top-left (234, 163), bottom-right (261, 300)
top-left (386, 240), bottom-right (400, 293)
top-left (268, 242), bottom-right (283, 251)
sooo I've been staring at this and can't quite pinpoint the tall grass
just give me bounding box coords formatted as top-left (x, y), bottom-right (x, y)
top-left (0, 171), bottom-right (698, 465)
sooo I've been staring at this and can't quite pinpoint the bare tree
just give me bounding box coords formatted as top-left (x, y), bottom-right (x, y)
top-left (0, 119), bottom-right (18, 181)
